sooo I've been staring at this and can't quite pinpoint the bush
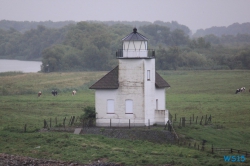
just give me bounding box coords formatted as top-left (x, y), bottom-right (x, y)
top-left (80, 106), bottom-right (96, 119)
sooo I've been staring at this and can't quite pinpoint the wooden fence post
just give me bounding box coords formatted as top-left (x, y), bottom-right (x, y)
top-left (68, 116), bottom-right (72, 125)
top-left (24, 124), bottom-right (27, 132)
top-left (182, 117), bottom-right (185, 127)
top-left (167, 120), bottom-right (170, 131)
top-left (43, 119), bottom-right (46, 128)
top-left (209, 114), bottom-right (212, 123)
top-left (148, 119), bottom-right (150, 129)
top-left (63, 117), bottom-right (66, 129)
top-left (196, 116), bottom-right (198, 124)
top-left (129, 119), bottom-right (130, 129)
top-left (200, 116), bottom-right (203, 125)
top-left (71, 116), bottom-right (75, 126)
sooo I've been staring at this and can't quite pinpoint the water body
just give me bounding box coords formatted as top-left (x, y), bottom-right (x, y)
top-left (0, 59), bottom-right (42, 73)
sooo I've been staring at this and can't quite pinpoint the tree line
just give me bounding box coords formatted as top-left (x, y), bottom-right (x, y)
top-left (0, 20), bottom-right (250, 71)
top-left (193, 22), bottom-right (250, 37)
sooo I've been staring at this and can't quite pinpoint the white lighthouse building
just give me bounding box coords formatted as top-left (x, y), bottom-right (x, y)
top-left (90, 28), bottom-right (170, 127)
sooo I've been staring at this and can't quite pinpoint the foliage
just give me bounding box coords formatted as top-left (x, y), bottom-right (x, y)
top-left (80, 106), bottom-right (96, 119)
top-left (235, 49), bottom-right (250, 69)
top-left (1, 20), bottom-right (250, 71)
top-left (193, 22), bottom-right (250, 37)
top-left (0, 20), bottom-right (76, 32)
top-left (156, 47), bottom-right (208, 70)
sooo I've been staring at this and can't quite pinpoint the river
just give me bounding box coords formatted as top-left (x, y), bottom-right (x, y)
top-left (0, 59), bottom-right (42, 73)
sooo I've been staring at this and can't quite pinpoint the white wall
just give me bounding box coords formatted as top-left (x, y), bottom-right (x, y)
top-left (144, 59), bottom-right (156, 125)
top-left (95, 59), bottom-right (146, 127)
top-left (154, 88), bottom-right (168, 125)
top-left (123, 41), bottom-right (147, 50)
top-left (94, 57), bottom-right (168, 127)
top-left (123, 41), bottom-right (147, 58)
top-left (118, 59), bottom-right (145, 125)
top-left (155, 88), bottom-right (165, 110)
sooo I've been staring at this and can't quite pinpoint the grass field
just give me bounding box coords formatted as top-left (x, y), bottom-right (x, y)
top-left (0, 70), bottom-right (250, 165)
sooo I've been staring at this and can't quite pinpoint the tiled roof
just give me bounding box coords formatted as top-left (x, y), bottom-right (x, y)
top-left (89, 66), bottom-right (170, 89)
top-left (89, 66), bottom-right (119, 89)
top-left (155, 72), bottom-right (171, 88)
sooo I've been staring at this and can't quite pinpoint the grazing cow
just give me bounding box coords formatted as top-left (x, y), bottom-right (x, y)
top-left (72, 90), bottom-right (76, 96)
top-left (51, 90), bottom-right (58, 96)
top-left (38, 91), bottom-right (42, 97)
top-left (235, 89), bottom-right (241, 94)
top-left (240, 87), bottom-right (245, 92)
top-left (236, 87), bottom-right (246, 94)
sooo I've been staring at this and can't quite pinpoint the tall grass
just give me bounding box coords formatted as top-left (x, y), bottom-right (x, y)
top-left (160, 70), bottom-right (250, 152)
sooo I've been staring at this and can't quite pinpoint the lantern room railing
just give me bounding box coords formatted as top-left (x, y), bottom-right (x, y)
top-left (116, 49), bottom-right (155, 59)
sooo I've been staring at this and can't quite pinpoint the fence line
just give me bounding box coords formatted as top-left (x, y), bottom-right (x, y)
top-left (165, 120), bottom-right (179, 140)
top-left (212, 145), bottom-right (250, 157)
top-left (173, 114), bottom-right (212, 127)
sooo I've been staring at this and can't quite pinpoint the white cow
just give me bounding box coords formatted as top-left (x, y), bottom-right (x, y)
top-left (38, 91), bottom-right (42, 97)
top-left (240, 87), bottom-right (245, 92)
top-left (72, 90), bottom-right (77, 96)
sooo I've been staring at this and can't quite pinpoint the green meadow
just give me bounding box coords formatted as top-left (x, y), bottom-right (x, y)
top-left (0, 70), bottom-right (250, 166)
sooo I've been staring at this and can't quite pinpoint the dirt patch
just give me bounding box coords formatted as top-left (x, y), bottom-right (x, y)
top-left (0, 153), bottom-right (122, 166)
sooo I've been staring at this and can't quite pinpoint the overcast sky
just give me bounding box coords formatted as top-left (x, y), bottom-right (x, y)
top-left (1, 0), bottom-right (250, 31)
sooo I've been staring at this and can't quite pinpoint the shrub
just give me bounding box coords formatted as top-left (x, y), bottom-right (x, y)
top-left (80, 106), bottom-right (96, 119)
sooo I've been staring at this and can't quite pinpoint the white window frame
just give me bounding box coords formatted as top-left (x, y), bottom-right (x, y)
top-left (107, 99), bottom-right (114, 114)
top-left (125, 99), bottom-right (133, 114)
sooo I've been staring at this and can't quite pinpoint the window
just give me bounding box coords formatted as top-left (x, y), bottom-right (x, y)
top-left (107, 99), bottom-right (114, 114)
top-left (147, 70), bottom-right (150, 81)
top-left (125, 99), bottom-right (133, 114)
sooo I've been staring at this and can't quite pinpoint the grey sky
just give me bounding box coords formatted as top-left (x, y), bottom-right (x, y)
top-left (1, 0), bottom-right (250, 31)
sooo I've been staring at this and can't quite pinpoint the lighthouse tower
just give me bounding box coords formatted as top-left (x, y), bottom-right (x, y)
top-left (90, 28), bottom-right (170, 127)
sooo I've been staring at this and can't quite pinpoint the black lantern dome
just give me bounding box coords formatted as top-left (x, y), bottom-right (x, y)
top-left (122, 28), bottom-right (148, 41)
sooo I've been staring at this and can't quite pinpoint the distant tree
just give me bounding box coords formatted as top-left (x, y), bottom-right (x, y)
top-left (156, 46), bottom-right (180, 70)
top-left (41, 46), bottom-right (64, 72)
top-left (235, 49), bottom-right (250, 69)
top-left (204, 34), bottom-right (220, 44)
top-left (170, 29), bottom-right (189, 46)
top-left (180, 52), bottom-right (207, 67)
top-left (189, 37), bottom-right (211, 49)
